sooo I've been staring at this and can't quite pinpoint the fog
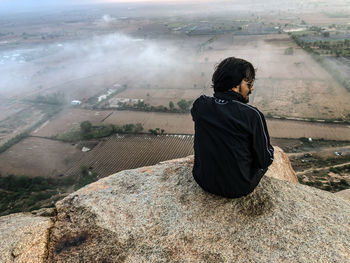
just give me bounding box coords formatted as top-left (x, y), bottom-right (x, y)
top-left (0, 32), bottom-right (197, 99)
top-left (0, 0), bottom-right (339, 98)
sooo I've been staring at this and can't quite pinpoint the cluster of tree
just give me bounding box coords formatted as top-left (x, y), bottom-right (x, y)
top-left (0, 174), bottom-right (68, 215)
top-left (291, 33), bottom-right (350, 93)
top-left (77, 121), bottom-right (144, 140)
top-left (74, 120), bottom-right (167, 139)
top-left (0, 167), bottom-right (98, 216)
top-left (176, 99), bottom-right (193, 112)
top-left (291, 34), bottom-right (350, 57)
top-left (148, 128), bottom-right (165, 135)
top-left (76, 166), bottom-right (98, 190)
top-left (115, 99), bottom-right (194, 114)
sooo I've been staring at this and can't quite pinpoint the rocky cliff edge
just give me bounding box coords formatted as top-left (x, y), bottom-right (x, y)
top-left (1, 147), bottom-right (350, 263)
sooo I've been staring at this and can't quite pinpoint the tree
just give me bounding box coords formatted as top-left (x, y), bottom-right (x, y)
top-left (323, 32), bottom-right (330, 38)
top-left (148, 128), bottom-right (162, 135)
top-left (148, 128), bottom-right (158, 135)
top-left (177, 99), bottom-right (193, 113)
top-left (135, 100), bottom-right (145, 109)
top-left (122, 124), bottom-right (135, 133)
top-left (134, 123), bottom-right (143, 133)
top-left (80, 121), bottom-right (92, 134)
top-left (76, 166), bottom-right (98, 189)
top-left (169, 101), bottom-right (175, 110)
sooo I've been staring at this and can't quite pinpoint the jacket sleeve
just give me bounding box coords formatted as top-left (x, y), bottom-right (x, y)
top-left (251, 110), bottom-right (274, 169)
top-left (191, 97), bottom-right (199, 121)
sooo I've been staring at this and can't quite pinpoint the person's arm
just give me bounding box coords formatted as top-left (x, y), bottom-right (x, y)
top-left (191, 97), bottom-right (200, 121)
top-left (251, 110), bottom-right (274, 169)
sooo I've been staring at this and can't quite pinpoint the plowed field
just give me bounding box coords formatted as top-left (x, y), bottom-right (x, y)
top-left (0, 137), bottom-right (84, 177)
top-left (64, 134), bottom-right (194, 178)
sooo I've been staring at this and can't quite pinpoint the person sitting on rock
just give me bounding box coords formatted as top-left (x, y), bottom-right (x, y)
top-left (191, 57), bottom-right (274, 198)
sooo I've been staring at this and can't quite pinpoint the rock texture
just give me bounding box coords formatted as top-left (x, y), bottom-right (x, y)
top-left (0, 213), bottom-right (53, 263)
top-left (336, 189), bottom-right (350, 201)
top-left (265, 147), bottom-right (298, 183)
top-left (1, 147), bottom-right (349, 262)
top-left (46, 148), bottom-right (350, 263)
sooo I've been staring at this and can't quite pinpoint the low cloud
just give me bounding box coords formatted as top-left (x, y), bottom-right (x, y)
top-left (0, 33), bottom-right (196, 98)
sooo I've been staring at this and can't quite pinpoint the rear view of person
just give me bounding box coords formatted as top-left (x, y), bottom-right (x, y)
top-left (191, 57), bottom-right (274, 198)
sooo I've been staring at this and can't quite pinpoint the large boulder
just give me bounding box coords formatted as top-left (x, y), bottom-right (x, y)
top-left (0, 213), bottom-right (53, 263)
top-left (46, 148), bottom-right (350, 262)
top-left (265, 146), bottom-right (298, 183)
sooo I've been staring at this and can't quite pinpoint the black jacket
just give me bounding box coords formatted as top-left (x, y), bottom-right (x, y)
top-left (191, 91), bottom-right (274, 198)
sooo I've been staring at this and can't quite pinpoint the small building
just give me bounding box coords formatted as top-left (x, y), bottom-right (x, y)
top-left (71, 100), bottom-right (82, 105)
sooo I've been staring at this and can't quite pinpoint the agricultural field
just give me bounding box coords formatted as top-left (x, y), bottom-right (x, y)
top-left (102, 110), bottom-right (194, 134)
top-left (266, 119), bottom-right (350, 141)
top-left (32, 108), bottom-right (113, 138)
top-left (103, 111), bottom-right (350, 141)
top-left (198, 34), bottom-right (350, 121)
top-left (291, 149), bottom-right (350, 193)
top-left (100, 33), bottom-right (350, 121)
top-left (0, 137), bottom-right (84, 177)
top-left (0, 104), bottom-right (44, 146)
top-left (324, 56), bottom-right (350, 89)
top-left (299, 12), bottom-right (350, 26)
top-left (64, 134), bottom-right (194, 178)
top-left (24, 104), bottom-right (350, 142)
top-left (298, 165), bottom-right (350, 193)
top-left (0, 99), bottom-right (29, 122)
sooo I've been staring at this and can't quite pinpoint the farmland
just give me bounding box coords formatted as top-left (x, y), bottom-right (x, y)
top-left (32, 108), bottom-right (113, 138)
top-left (0, 106), bottom-right (44, 145)
top-left (0, 137), bottom-right (84, 177)
top-left (103, 111), bottom-right (350, 141)
top-left (88, 33), bottom-right (350, 121)
top-left (198, 34), bottom-right (350, 121)
top-left (64, 134), bottom-right (194, 178)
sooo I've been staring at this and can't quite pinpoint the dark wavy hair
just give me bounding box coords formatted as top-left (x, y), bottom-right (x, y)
top-left (212, 57), bottom-right (255, 92)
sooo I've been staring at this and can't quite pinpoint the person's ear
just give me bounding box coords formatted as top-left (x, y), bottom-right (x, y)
top-left (231, 85), bottom-right (240, 92)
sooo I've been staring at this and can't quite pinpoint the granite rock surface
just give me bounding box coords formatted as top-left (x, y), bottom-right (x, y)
top-left (0, 213), bottom-right (53, 263)
top-left (45, 147), bottom-right (350, 263)
top-left (336, 188), bottom-right (350, 201)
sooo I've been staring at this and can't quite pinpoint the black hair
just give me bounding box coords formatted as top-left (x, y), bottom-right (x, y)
top-left (212, 57), bottom-right (255, 92)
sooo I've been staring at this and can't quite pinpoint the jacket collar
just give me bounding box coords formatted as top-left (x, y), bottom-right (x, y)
top-left (213, 91), bottom-right (247, 103)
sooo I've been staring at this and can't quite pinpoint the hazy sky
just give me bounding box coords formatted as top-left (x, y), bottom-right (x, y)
top-left (0, 0), bottom-right (210, 13)
top-left (0, 0), bottom-right (208, 8)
